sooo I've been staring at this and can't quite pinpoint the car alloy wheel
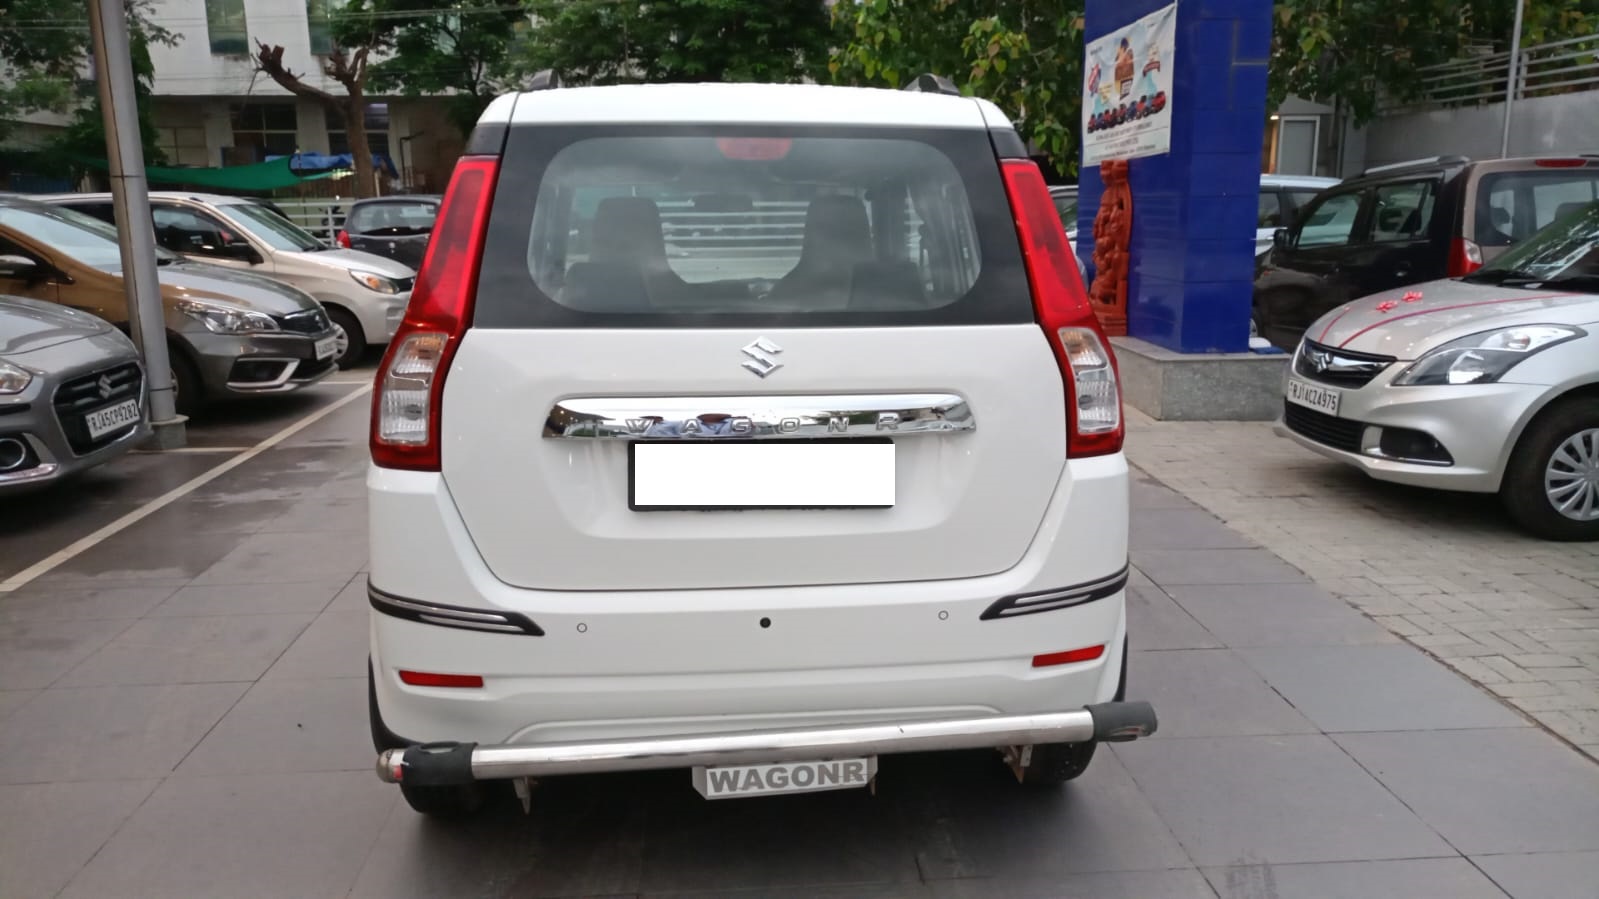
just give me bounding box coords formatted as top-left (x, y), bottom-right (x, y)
top-left (1545, 427), bottom-right (1599, 522)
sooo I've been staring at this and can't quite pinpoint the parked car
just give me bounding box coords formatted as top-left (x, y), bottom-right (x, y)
top-left (44, 192), bottom-right (415, 369)
top-left (1277, 199), bottom-right (1599, 540)
top-left (1049, 184), bottom-right (1078, 250)
top-left (0, 295), bottom-right (149, 492)
top-left (337, 195), bottom-right (440, 269)
top-left (1256, 174), bottom-right (1340, 256)
top-left (0, 197), bottom-right (339, 415)
top-left (366, 81), bottom-right (1155, 818)
top-left (1254, 155), bottom-right (1599, 349)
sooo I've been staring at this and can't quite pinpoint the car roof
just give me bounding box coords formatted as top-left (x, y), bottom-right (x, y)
top-left (47, 191), bottom-right (255, 206)
top-left (1260, 174), bottom-right (1340, 189)
top-left (488, 83), bottom-right (1011, 130)
top-left (351, 195), bottom-right (441, 206)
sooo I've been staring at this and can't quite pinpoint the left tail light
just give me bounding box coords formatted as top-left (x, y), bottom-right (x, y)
top-left (1449, 237), bottom-right (1483, 277)
top-left (336, 229), bottom-right (351, 248)
top-left (370, 156), bottom-right (499, 471)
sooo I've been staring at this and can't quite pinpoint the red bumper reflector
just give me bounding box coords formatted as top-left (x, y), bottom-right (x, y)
top-left (399, 670), bottom-right (485, 688)
top-left (1032, 644), bottom-right (1107, 668)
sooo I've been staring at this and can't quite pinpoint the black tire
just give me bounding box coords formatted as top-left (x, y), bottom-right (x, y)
top-left (324, 305), bottom-right (365, 370)
top-left (1017, 637), bottom-right (1128, 786)
top-left (1501, 396), bottom-right (1599, 541)
top-left (168, 345), bottom-right (203, 418)
top-left (399, 780), bottom-right (487, 818)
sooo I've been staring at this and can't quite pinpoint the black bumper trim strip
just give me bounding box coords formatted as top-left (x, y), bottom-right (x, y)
top-left (368, 582), bottom-right (545, 636)
top-left (978, 564), bottom-right (1130, 620)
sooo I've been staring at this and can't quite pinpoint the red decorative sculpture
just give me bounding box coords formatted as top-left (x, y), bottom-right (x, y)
top-left (1089, 160), bottom-right (1131, 336)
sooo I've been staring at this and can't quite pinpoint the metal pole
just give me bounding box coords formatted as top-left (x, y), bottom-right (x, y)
top-left (88, 0), bottom-right (185, 447)
top-left (1499, 0), bottom-right (1526, 158)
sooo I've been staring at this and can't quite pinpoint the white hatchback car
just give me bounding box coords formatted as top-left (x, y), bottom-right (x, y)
top-left (366, 78), bottom-right (1155, 817)
top-left (1278, 201), bottom-right (1599, 540)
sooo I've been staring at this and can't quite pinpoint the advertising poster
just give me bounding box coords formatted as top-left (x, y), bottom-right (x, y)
top-left (1081, 3), bottom-right (1177, 165)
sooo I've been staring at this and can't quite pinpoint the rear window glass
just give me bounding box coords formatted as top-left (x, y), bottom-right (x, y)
top-left (349, 201), bottom-right (437, 235)
top-left (1477, 170), bottom-right (1599, 246)
top-left (473, 126), bottom-right (1032, 329)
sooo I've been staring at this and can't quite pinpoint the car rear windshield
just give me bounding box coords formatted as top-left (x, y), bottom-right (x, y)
top-left (349, 201), bottom-right (437, 235)
top-left (472, 126), bottom-right (1032, 328)
top-left (1476, 169), bottom-right (1599, 246)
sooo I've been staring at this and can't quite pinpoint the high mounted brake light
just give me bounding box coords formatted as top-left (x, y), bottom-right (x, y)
top-left (716, 138), bottom-right (792, 160)
top-left (370, 156), bottom-right (499, 471)
top-left (999, 159), bottom-right (1124, 457)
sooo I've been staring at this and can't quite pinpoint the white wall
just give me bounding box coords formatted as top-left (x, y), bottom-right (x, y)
top-left (147, 0), bottom-right (350, 97)
top-left (1362, 92), bottom-right (1599, 170)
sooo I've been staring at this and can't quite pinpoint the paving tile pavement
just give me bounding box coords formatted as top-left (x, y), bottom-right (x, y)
top-left (1125, 410), bottom-right (1599, 762)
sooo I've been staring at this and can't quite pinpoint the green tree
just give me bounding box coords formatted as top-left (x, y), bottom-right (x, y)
top-left (830, 0), bottom-right (1084, 175)
top-left (339, 0), bottom-right (530, 137)
top-left (517, 0), bottom-right (832, 85)
top-left (253, 40), bottom-right (380, 197)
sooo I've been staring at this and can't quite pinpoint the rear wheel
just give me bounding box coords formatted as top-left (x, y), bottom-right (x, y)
top-left (168, 347), bottom-right (203, 418)
top-left (1015, 636), bottom-right (1128, 786)
top-left (325, 306), bottom-right (365, 370)
top-left (1502, 397), bottom-right (1599, 541)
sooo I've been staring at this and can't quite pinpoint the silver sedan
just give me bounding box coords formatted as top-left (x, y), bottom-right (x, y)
top-left (1276, 202), bottom-right (1599, 540)
top-left (0, 295), bottom-right (149, 492)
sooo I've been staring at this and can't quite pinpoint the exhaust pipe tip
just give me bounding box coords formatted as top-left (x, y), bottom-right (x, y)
top-left (0, 437), bottom-right (29, 472)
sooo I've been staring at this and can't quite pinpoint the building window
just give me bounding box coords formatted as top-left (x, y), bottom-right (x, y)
top-left (326, 103), bottom-right (390, 158)
top-left (231, 103), bottom-right (299, 163)
top-left (157, 126), bottom-right (210, 168)
top-left (205, 0), bottom-right (249, 56)
top-left (307, 0), bottom-right (340, 56)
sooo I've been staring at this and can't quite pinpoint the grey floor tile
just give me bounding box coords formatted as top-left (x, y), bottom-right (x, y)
top-left (257, 495), bottom-right (368, 534)
top-left (0, 617), bottom-right (132, 690)
top-left (0, 583), bottom-right (178, 622)
top-left (327, 575), bottom-right (369, 612)
top-left (648, 883), bottom-right (930, 899)
top-left (176, 677), bottom-right (371, 777)
top-left (44, 532), bottom-right (245, 583)
top-left (1335, 729), bottom-right (1599, 855)
top-left (1239, 645), bottom-right (1526, 733)
top-left (0, 683), bottom-right (246, 783)
top-left (901, 749), bottom-right (1190, 878)
top-left (1472, 851), bottom-right (1599, 899)
top-left (1129, 477), bottom-right (1197, 511)
top-left (1131, 549), bottom-right (1309, 586)
top-left (132, 497), bottom-right (296, 536)
top-left (262, 611), bottom-right (369, 680)
top-left (55, 613), bottom-right (313, 687)
top-left (1130, 508), bottom-right (1256, 550)
top-left (1128, 586), bottom-right (1223, 651)
top-left (1127, 650), bottom-right (1317, 738)
top-left (1113, 734), bottom-right (1454, 866)
top-left (927, 868), bottom-right (1214, 899)
top-left (0, 688), bottom-right (35, 723)
top-left (1166, 584), bottom-right (1396, 648)
top-left (150, 578), bottom-right (350, 617)
top-left (0, 779), bottom-right (160, 899)
top-left (59, 771), bottom-right (396, 899)
top-left (192, 531), bottom-right (369, 585)
top-left (1204, 858), bottom-right (1509, 899)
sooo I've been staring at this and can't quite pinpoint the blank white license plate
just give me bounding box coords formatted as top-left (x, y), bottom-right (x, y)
top-left (693, 757), bottom-right (878, 800)
top-left (630, 442), bottom-right (894, 510)
top-left (84, 399), bottom-right (141, 439)
top-left (314, 336), bottom-right (338, 361)
top-left (1286, 378), bottom-right (1341, 415)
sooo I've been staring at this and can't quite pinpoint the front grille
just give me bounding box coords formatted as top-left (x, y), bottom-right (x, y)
top-left (1293, 340), bottom-right (1394, 388)
top-left (52, 362), bottom-right (143, 455)
top-left (278, 308), bottom-right (331, 334)
top-left (394, 276), bottom-right (415, 293)
top-left (1283, 402), bottom-right (1365, 453)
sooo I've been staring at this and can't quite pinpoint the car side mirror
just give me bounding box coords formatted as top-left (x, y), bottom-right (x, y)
top-left (222, 241), bottom-right (262, 264)
top-left (1272, 228), bottom-right (1292, 251)
top-left (0, 254), bottom-right (40, 280)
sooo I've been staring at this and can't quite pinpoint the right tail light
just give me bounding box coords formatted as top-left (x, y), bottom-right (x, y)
top-left (999, 159), bottom-right (1125, 457)
top-left (1449, 237), bottom-right (1483, 277)
top-left (335, 229), bottom-right (352, 248)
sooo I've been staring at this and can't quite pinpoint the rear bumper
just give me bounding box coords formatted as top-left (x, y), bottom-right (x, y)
top-left (377, 702), bottom-right (1157, 786)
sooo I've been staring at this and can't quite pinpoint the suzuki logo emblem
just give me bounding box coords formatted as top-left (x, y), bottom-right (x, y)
top-left (97, 374), bottom-right (115, 399)
top-left (740, 337), bottom-right (784, 378)
top-left (1306, 349), bottom-right (1331, 372)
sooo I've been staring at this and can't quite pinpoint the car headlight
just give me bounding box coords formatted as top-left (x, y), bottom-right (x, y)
top-left (0, 360), bottom-right (33, 395)
top-left (1392, 325), bottom-right (1584, 386)
top-left (176, 299), bottom-right (281, 334)
top-left (349, 269), bottom-right (402, 294)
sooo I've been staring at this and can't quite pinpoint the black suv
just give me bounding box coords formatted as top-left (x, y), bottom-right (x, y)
top-left (1253, 154), bottom-right (1599, 348)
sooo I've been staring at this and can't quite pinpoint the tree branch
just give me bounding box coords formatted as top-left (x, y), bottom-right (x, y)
top-left (254, 41), bottom-right (341, 108)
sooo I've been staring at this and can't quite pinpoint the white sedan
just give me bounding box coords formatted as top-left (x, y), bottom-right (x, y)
top-left (1276, 202), bottom-right (1599, 540)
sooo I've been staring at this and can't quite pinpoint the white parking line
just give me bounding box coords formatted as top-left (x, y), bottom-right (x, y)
top-left (0, 384), bottom-right (373, 594)
top-left (130, 446), bottom-right (254, 454)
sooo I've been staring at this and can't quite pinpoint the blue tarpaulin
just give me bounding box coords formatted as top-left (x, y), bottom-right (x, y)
top-left (268, 152), bottom-right (398, 177)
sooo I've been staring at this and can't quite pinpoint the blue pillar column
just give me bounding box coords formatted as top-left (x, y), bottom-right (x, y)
top-left (1076, 0), bottom-right (1272, 353)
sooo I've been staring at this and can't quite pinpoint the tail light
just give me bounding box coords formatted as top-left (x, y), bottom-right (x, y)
top-left (336, 229), bottom-right (351, 248)
top-left (1448, 237), bottom-right (1483, 277)
top-left (371, 156), bottom-right (500, 470)
top-left (999, 159), bottom-right (1124, 457)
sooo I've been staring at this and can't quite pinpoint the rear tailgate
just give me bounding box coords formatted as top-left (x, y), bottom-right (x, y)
top-left (440, 118), bottom-right (1069, 591)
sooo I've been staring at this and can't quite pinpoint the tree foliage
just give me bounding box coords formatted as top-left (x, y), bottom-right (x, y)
top-left (339, 0), bottom-right (529, 137)
top-left (829, 0), bottom-right (1084, 175)
top-left (517, 0), bottom-right (833, 85)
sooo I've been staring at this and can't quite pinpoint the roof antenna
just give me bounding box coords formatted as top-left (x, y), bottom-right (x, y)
top-left (527, 69), bottom-right (562, 91)
top-left (903, 73), bottom-right (960, 96)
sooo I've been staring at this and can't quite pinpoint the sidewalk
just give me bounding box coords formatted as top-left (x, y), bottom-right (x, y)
top-left (1125, 410), bottom-right (1599, 762)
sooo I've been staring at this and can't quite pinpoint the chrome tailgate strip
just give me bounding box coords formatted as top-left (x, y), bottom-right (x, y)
top-left (545, 393), bottom-right (974, 439)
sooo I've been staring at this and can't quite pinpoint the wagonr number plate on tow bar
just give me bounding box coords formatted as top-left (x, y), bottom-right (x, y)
top-left (629, 441), bottom-right (894, 510)
top-left (693, 757), bottom-right (878, 799)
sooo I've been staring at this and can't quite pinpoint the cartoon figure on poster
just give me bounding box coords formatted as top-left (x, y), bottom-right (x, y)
top-left (1081, 3), bottom-right (1176, 165)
